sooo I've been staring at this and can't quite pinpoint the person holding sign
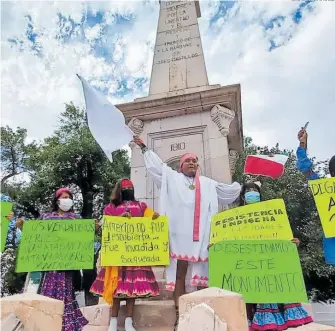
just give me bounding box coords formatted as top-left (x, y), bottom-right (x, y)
top-left (239, 182), bottom-right (312, 331)
top-left (133, 137), bottom-right (241, 330)
top-left (1, 193), bottom-right (23, 251)
top-left (18, 188), bottom-right (89, 331)
top-left (296, 128), bottom-right (335, 265)
top-left (90, 179), bottom-right (160, 331)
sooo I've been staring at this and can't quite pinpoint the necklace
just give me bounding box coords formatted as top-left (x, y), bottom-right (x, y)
top-left (186, 177), bottom-right (196, 190)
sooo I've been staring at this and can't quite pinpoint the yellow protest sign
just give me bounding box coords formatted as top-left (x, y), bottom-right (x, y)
top-left (210, 199), bottom-right (293, 244)
top-left (309, 177), bottom-right (335, 238)
top-left (101, 216), bottom-right (169, 266)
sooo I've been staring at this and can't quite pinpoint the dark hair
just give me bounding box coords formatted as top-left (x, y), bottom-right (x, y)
top-left (51, 191), bottom-right (74, 212)
top-left (111, 179), bottom-right (136, 207)
top-left (329, 155), bottom-right (335, 177)
top-left (239, 182), bottom-right (261, 206)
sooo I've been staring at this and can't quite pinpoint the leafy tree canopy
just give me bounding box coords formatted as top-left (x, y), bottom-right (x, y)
top-left (1, 126), bottom-right (37, 185)
top-left (1, 103), bottom-right (130, 218)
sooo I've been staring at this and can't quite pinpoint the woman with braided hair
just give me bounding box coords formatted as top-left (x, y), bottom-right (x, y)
top-left (90, 179), bottom-right (160, 331)
top-left (240, 182), bottom-right (313, 331)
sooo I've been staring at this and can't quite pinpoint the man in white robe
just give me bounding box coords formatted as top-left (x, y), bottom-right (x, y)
top-left (133, 137), bottom-right (241, 328)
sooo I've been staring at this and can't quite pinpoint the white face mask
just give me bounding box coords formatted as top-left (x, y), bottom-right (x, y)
top-left (58, 198), bottom-right (73, 212)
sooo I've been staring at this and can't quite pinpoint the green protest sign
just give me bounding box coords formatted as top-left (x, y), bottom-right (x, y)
top-left (1, 202), bottom-right (13, 252)
top-left (209, 240), bottom-right (308, 303)
top-left (16, 219), bottom-right (95, 272)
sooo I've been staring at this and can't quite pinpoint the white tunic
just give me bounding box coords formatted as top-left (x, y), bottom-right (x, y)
top-left (143, 150), bottom-right (241, 291)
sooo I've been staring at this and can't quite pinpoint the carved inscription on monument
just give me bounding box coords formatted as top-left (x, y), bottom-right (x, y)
top-left (149, 0), bottom-right (208, 94)
top-left (155, 1), bottom-right (202, 65)
top-left (171, 142), bottom-right (186, 152)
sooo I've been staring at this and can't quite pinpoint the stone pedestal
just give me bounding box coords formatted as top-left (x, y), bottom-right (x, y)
top-left (115, 0), bottom-right (243, 211)
top-left (178, 287), bottom-right (248, 331)
top-left (118, 85), bottom-right (243, 211)
top-left (0, 293), bottom-right (64, 331)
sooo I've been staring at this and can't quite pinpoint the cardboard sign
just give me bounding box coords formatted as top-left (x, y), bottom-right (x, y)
top-left (209, 240), bottom-right (308, 303)
top-left (309, 178), bottom-right (335, 238)
top-left (210, 199), bottom-right (293, 244)
top-left (16, 219), bottom-right (95, 272)
top-left (1, 202), bottom-right (13, 252)
top-left (101, 216), bottom-right (169, 266)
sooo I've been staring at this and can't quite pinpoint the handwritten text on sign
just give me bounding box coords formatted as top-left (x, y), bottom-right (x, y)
top-left (16, 219), bottom-right (95, 272)
top-left (1, 202), bottom-right (12, 252)
top-left (309, 178), bottom-right (335, 238)
top-left (210, 199), bottom-right (293, 244)
top-left (101, 216), bottom-right (169, 266)
top-left (209, 240), bottom-right (308, 303)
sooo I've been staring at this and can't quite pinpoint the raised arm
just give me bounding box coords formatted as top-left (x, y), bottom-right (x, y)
top-left (296, 129), bottom-right (320, 180)
top-left (216, 181), bottom-right (241, 205)
top-left (133, 136), bottom-right (166, 188)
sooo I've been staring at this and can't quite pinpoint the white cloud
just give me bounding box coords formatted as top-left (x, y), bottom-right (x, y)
top-left (201, 1), bottom-right (335, 160)
top-left (84, 24), bottom-right (103, 41)
top-left (1, 0), bottom-right (334, 163)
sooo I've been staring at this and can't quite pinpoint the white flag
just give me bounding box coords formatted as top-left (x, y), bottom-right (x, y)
top-left (77, 75), bottom-right (133, 162)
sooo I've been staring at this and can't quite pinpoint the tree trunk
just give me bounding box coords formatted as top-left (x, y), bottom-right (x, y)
top-left (1, 173), bottom-right (16, 185)
top-left (79, 158), bottom-right (95, 219)
top-left (81, 188), bottom-right (94, 218)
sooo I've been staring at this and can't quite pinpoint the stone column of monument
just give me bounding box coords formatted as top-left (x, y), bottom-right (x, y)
top-left (117, 0), bottom-right (243, 210)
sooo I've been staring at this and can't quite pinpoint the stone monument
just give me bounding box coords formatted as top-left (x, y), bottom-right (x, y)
top-left (117, 0), bottom-right (243, 210)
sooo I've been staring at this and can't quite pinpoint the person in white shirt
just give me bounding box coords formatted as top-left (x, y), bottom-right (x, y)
top-left (133, 137), bottom-right (241, 330)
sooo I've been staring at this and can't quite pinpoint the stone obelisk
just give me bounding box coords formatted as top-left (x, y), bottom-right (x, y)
top-left (117, 0), bottom-right (243, 210)
top-left (149, 0), bottom-right (208, 95)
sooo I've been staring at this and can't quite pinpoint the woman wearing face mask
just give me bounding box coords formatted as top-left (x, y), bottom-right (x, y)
top-left (241, 182), bottom-right (313, 331)
top-left (90, 179), bottom-right (160, 331)
top-left (19, 188), bottom-right (88, 331)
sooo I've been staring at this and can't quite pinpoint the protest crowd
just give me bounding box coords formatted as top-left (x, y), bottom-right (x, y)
top-left (1, 123), bottom-right (334, 331)
top-left (2, 124), bottom-right (335, 331)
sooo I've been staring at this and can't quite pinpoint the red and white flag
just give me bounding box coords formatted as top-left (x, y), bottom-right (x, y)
top-left (244, 154), bottom-right (288, 179)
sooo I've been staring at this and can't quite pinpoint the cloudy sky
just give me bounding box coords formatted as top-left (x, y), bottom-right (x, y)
top-left (1, 0), bottom-right (334, 161)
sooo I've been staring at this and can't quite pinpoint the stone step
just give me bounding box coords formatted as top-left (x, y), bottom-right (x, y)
top-left (147, 279), bottom-right (173, 301)
top-left (291, 323), bottom-right (335, 330)
top-left (147, 267), bottom-right (173, 301)
top-left (83, 327), bottom-right (106, 331)
top-left (81, 300), bottom-right (176, 329)
top-left (118, 300), bottom-right (175, 328)
top-left (83, 322), bottom-right (334, 331)
top-left (83, 326), bottom-right (172, 331)
top-left (82, 302), bottom-right (334, 331)
top-left (152, 266), bottom-right (165, 280)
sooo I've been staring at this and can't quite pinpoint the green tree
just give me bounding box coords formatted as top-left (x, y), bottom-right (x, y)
top-left (0, 126), bottom-right (36, 185)
top-left (16, 103), bottom-right (131, 218)
top-left (1, 103), bottom-right (130, 297)
top-left (0, 248), bottom-right (26, 297)
top-left (1, 103), bottom-right (130, 219)
top-left (233, 137), bottom-right (335, 301)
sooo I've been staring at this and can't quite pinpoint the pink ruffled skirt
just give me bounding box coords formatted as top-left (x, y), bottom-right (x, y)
top-left (90, 266), bottom-right (159, 298)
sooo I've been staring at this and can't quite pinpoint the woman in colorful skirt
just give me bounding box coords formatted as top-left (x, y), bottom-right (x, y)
top-left (17, 188), bottom-right (89, 331)
top-left (90, 179), bottom-right (160, 331)
top-left (240, 182), bottom-right (313, 331)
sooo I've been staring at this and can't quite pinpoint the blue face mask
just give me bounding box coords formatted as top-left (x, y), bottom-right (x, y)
top-left (245, 191), bottom-right (260, 204)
